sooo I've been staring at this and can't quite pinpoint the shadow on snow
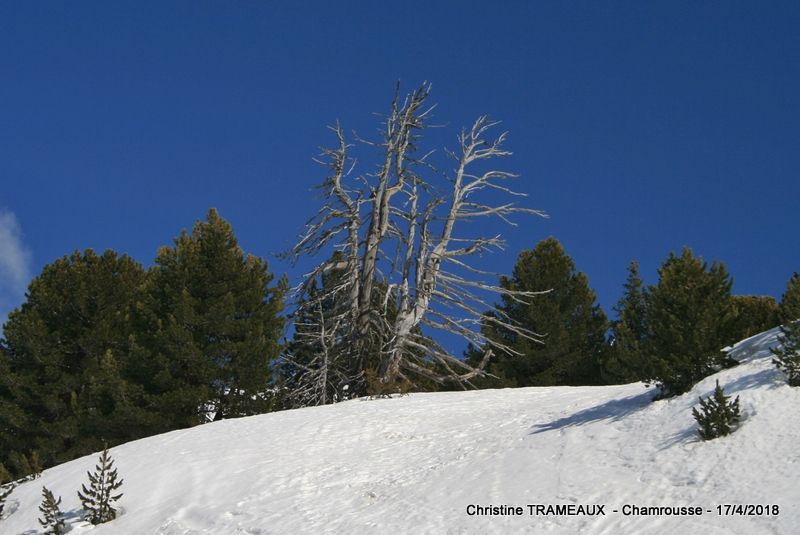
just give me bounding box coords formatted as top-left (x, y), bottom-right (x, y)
top-left (529, 390), bottom-right (653, 434)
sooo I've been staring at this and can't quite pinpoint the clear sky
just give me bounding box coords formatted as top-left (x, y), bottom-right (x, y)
top-left (1, 1), bottom-right (798, 332)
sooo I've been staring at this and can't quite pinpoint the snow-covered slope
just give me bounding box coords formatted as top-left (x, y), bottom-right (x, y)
top-left (2, 327), bottom-right (798, 534)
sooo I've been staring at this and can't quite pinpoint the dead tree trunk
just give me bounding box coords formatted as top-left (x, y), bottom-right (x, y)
top-left (283, 83), bottom-right (546, 405)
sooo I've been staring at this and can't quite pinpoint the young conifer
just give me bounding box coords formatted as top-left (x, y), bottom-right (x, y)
top-left (38, 486), bottom-right (66, 534)
top-left (692, 380), bottom-right (741, 440)
top-left (772, 320), bottom-right (800, 386)
top-left (77, 445), bottom-right (124, 524)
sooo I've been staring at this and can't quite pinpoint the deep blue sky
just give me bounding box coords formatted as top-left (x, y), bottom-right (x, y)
top-left (1, 1), bottom-right (798, 332)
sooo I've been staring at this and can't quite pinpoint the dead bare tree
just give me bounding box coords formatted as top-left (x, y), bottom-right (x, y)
top-left (282, 82), bottom-right (547, 405)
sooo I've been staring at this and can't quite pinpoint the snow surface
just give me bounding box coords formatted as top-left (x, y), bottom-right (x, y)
top-left (1, 326), bottom-right (798, 534)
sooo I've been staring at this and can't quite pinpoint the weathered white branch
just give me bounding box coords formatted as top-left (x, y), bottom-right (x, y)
top-left (286, 84), bottom-right (547, 404)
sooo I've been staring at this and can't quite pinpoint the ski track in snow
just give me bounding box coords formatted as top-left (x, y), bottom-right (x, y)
top-left (1, 327), bottom-right (797, 534)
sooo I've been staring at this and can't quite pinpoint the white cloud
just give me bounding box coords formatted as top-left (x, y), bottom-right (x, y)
top-left (0, 209), bottom-right (32, 328)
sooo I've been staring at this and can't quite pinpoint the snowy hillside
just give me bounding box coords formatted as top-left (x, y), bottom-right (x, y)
top-left (1, 327), bottom-right (798, 534)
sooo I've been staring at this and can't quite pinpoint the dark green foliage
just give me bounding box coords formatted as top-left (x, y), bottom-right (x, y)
top-left (692, 380), bottom-right (741, 440)
top-left (478, 237), bottom-right (609, 387)
top-left (0, 354), bottom-right (22, 478)
top-left (77, 446), bottom-right (123, 525)
top-left (772, 320), bottom-right (800, 386)
top-left (604, 261), bottom-right (651, 383)
top-left (645, 247), bottom-right (734, 397)
top-left (1, 451), bottom-right (42, 483)
top-left (0, 250), bottom-right (153, 477)
top-left (25, 451), bottom-right (42, 480)
top-left (779, 272), bottom-right (800, 323)
top-left (140, 208), bottom-right (286, 423)
top-left (38, 486), bottom-right (66, 534)
top-left (0, 464), bottom-right (11, 484)
top-left (3, 454), bottom-right (30, 482)
top-left (728, 295), bottom-right (780, 343)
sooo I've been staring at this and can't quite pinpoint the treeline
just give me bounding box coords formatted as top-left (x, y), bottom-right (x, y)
top-left (0, 209), bottom-right (285, 480)
top-left (1, 211), bottom-right (798, 481)
top-left (468, 237), bottom-right (799, 398)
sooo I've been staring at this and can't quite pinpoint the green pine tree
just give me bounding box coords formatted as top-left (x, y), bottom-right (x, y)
top-left (38, 486), bottom-right (66, 534)
top-left (779, 272), bottom-right (800, 324)
top-left (692, 380), bottom-right (741, 440)
top-left (604, 261), bottom-right (651, 383)
top-left (77, 446), bottom-right (124, 525)
top-left (140, 209), bottom-right (286, 423)
top-left (771, 320), bottom-right (800, 386)
top-left (479, 237), bottom-right (609, 387)
top-left (0, 250), bottom-right (153, 476)
top-left (645, 247), bottom-right (734, 397)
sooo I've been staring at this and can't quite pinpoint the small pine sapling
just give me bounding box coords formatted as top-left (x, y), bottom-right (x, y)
top-left (77, 445), bottom-right (124, 524)
top-left (692, 380), bottom-right (741, 440)
top-left (771, 321), bottom-right (800, 386)
top-left (38, 486), bottom-right (66, 534)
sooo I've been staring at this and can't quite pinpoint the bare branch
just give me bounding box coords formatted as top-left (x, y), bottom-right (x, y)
top-left (283, 83), bottom-right (547, 402)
